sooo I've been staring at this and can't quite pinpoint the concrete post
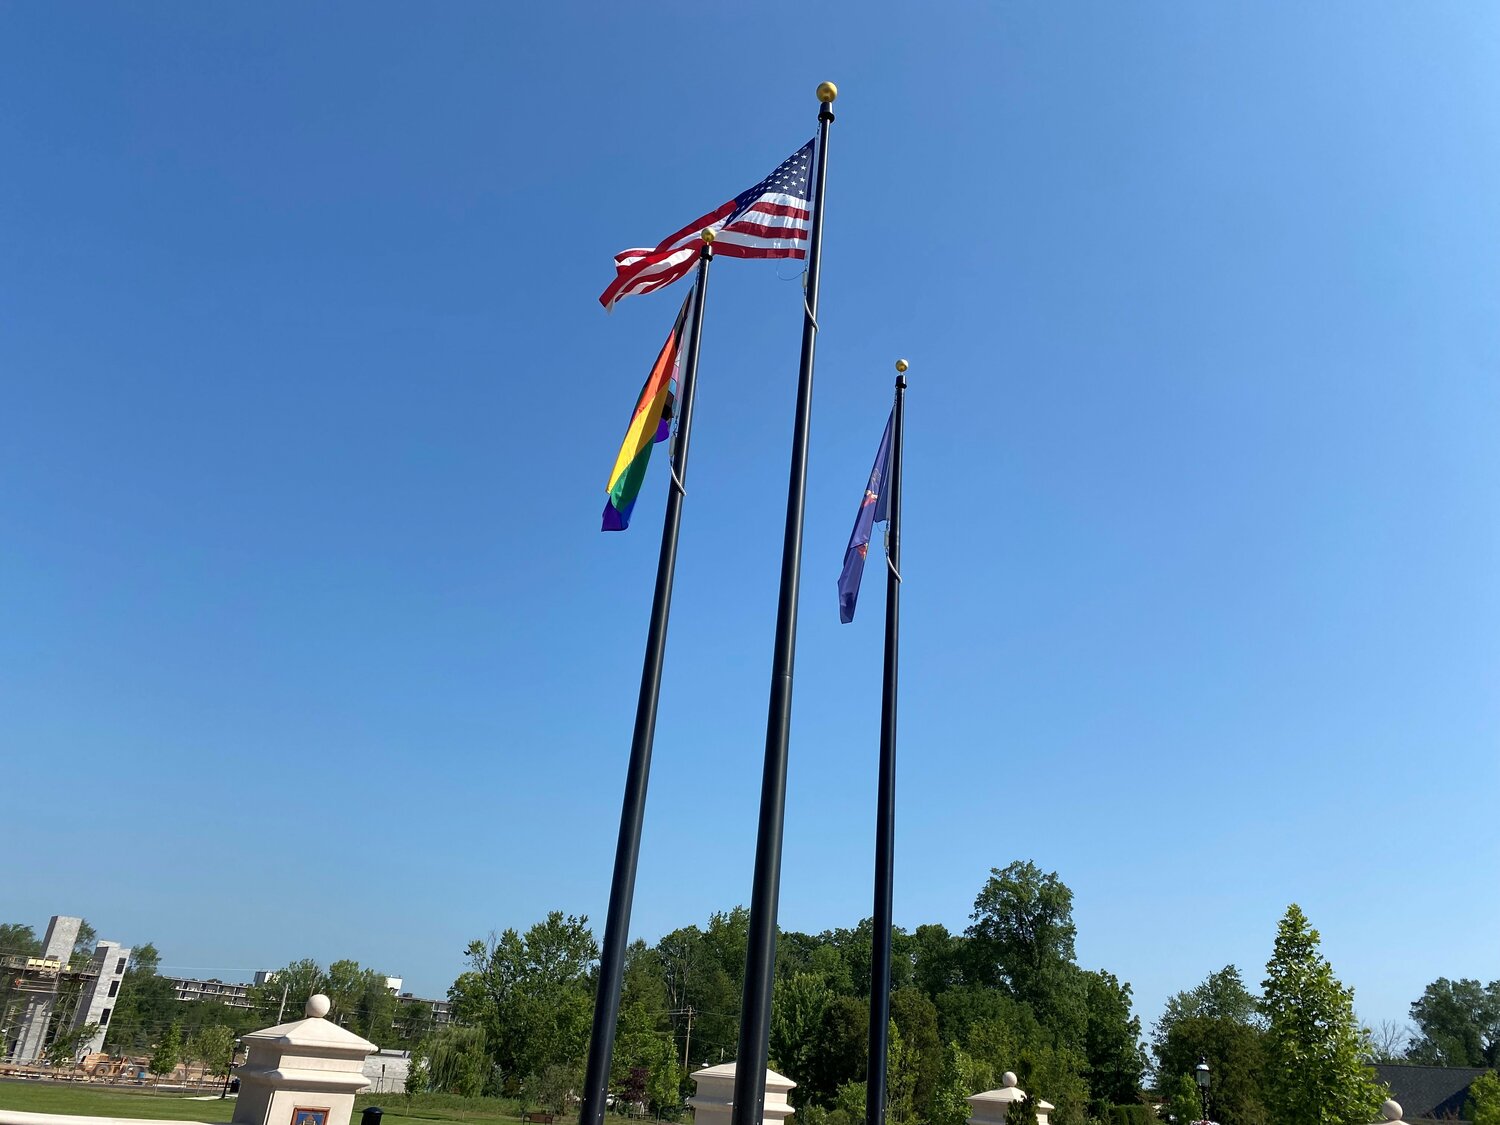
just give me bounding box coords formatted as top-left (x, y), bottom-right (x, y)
top-left (690, 1062), bottom-right (796, 1125)
top-left (967, 1072), bottom-right (1053, 1125)
top-left (232, 994), bottom-right (375, 1125)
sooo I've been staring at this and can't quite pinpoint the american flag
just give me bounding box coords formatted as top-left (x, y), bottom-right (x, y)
top-left (599, 140), bottom-right (815, 310)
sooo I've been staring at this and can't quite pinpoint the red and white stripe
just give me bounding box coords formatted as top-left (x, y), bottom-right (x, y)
top-left (600, 195), bottom-right (810, 310)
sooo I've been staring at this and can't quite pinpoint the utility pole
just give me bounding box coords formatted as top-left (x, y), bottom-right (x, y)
top-left (277, 982), bottom-right (288, 1024)
top-left (681, 1006), bottom-right (695, 1074)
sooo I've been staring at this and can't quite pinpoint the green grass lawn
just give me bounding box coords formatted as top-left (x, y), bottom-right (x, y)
top-left (0, 1083), bottom-right (528, 1125)
top-left (0, 1082), bottom-right (235, 1121)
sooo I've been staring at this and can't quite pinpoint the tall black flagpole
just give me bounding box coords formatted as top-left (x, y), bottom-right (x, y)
top-left (865, 360), bottom-right (907, 1125)
top-left (731, 80), bottom-right (837, 1125)
top-left (581, 237), bottom-right (716, 1125)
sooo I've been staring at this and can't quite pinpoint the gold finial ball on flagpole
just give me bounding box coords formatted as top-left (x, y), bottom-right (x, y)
top-left (701, 228), bottom-right (716, 244)
top-left (895, 359), bottom-right (909, 373)
top-left (816, 81), bottom-right (838, 103)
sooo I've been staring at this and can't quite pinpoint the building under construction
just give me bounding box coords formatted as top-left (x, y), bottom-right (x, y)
top-left (0, 915), bottom-right (130, 1064)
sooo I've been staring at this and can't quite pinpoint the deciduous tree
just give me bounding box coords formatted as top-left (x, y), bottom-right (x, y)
top-left (449, 911), bottom-right (598, 1089)
top-left (967, 862), bottom-right (1086, 1047)
top-left (1465, 1070), bottom-right (1500, 1125)
top-left (0, 923), bottom-right (41, 957)
top-left (1082, 970), bottom-right (1145, 1105)
top-left (149, 1022), bottom-right (183, 1081)
top-left (1408, 978), bottom-right (1500, 1068)
top-left (185, 1025), bottom-right (234, 1078)
top-left (1151, 966), bottom-right (1260, 1058)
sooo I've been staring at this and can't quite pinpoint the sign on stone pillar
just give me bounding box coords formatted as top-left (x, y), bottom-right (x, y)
top-left (232, 994), bottom-right (376, 1125)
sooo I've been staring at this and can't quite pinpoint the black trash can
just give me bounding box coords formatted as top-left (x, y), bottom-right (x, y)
top-left (362, 1107), bottom-right (384, 1125)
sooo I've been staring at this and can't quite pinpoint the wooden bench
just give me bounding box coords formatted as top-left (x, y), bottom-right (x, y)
top-left (523, 1114), bottom-right (555, 1124)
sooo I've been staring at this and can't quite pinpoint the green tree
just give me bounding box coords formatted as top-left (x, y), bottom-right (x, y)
top-left (150, 1022), bottom-right (183, 1081)
top-left (44, 1023), bottom-right (101, 1065)
top-left (1465, 1070), bottom-right (1500, 1125)
top-left (1082, 970), bottom-right (1145, 1105)
top-left (1008, 1060), bottom-right (1041, 1125)
top-left (251, 959), bottom-right (326, 1023)
top-left (612, 994), bottom-right (680, 1113)
top-left (836, 1079), bottom-right (869, 1124)
top-left (396, 999), bottom-right (435, 1044)
top-left (525, 1062), bottom-right (581, 1113)
top-left (654, 910), bottom-right (748, 1076)
top-left (71, 920), bottom-right (99, 967)
top-left (185, 1025), bottom-right (234, 1078)
top-left (449, 911), bottom-right (598, 1089)
top-left (1261, 905), bottom-right (1385, 1125)
top-left (804, 995), bottom-right (870, 1107)
top-left (932, 1041), bottom-right (993, 1125)
top-left (107, 941), bottom-right (180, 1054)
top-left (886, 1021), bottom-right (919, 1125)
top-left (772, 972), bottom-right (833, 1099)
top-left (131, 943), bottom-right (162, 975)
top-left (0, 923), bottom-right (41, 957)
top-left (411, 1025), bottom-right (490, 1096)
top-left (1407, 978), bottom-right (1500, 1068)
top-left (1152, 967), bottom-right (1260, 1058)
top-left (1156, 1016), bottom-right (1266, 1125)
top-left (910, 925), bottom-right (965, 999)
top-left (935, 985), bottom-right (1041, 1049)
top-left (1162, 1072), bottom-right (1203, 1125)
top-left (890, 988), bottom-right (943, 1122)
top-left (967, 862), bottom-right (1087, 1047)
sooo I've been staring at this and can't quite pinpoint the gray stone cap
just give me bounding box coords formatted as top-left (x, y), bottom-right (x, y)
top-left (233, 1064), bottom-right (373, 1093)
top-left (243, 993), bottom-right (377, 1055)
top-left (969, 1072), bottom-right (1028, 1105)
top-left (691, 1061), bottom-right (796, 1091)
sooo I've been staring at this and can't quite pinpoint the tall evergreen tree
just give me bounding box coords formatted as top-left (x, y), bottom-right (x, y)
top-left (1260, 905), bottom-right (1384, 1125)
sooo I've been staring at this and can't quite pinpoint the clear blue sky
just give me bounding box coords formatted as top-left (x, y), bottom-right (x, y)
top-left (3, 2), bottom-right (1497, 1036)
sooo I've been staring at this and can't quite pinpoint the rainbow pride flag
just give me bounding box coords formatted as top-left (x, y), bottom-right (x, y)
top-left (602, 290), bottom-right (692, 531)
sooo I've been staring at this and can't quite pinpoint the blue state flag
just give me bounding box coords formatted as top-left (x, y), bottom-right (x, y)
top-left (837, 410), bottom-right (894, 624)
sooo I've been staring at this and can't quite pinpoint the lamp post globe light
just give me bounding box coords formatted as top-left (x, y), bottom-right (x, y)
top-left (1194, 1057), bottom-right (1210, 1122)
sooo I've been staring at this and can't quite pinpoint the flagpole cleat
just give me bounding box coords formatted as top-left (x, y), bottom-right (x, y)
top-left (817, 81), bottom-right (838, 103)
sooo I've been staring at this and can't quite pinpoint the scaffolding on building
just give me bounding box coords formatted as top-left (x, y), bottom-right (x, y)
top-left (0, 953), bottom-right (100, 1063)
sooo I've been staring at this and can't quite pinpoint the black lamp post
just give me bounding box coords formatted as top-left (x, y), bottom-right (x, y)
top-left (1194, 1057), bottom-right (1210, 1122)
top-left (220, 1038), bottom-right (241, 1099)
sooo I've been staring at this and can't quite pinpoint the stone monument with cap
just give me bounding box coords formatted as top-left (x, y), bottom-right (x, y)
top-left (689, 1062), bottom-right (796, 1125)
top-left (232, 993), bottom-right (377, 1125)
top-left (967, 1072), bottom-right (1053, 1125)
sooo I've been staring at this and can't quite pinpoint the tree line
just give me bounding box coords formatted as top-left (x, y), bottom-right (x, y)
top-left (412, 862), bottom-right (1393, 1125)
top-left (7, 863), bottom-right (1490, 1125)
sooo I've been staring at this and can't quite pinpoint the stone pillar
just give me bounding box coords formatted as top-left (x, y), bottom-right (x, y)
top-left (40, 917), bottom-right (82, 962)
top-left (689, 1062), bottom-right (796, 1125)
top-left (73, 941), bottom-right (131, 1056)
top-left (967, 1072), bottom-right (1052, 1125)
top-left (232, 994), bottom-right (376, 1125)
